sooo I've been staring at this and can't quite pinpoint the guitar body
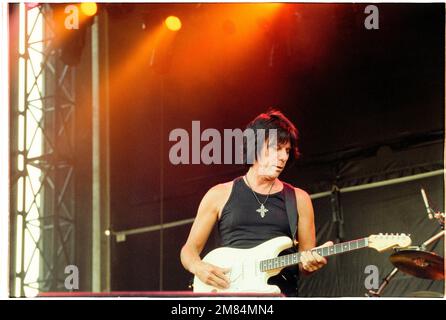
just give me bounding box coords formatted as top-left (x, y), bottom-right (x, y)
top-left (193, 236), bottom-right (294, 293)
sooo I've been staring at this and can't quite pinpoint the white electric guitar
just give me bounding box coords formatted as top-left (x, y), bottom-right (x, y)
top-left (193, 233), bottom-right (412, 293)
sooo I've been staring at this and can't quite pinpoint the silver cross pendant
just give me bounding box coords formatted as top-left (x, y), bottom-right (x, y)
top-left (256, 204), bottom-right (268, 218)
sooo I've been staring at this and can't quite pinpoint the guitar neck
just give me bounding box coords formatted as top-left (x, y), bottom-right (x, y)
top-left (260, 238), bottom-right (369, 272)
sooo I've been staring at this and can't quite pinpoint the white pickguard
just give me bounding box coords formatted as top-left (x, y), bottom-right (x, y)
top-left (193, 236), bottom-right (294, 293)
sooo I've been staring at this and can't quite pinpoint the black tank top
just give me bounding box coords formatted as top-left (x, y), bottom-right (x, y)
top-left (218, 176), bottom-right (300, 296)
top-left (218, 176), bottom-right (292, 248)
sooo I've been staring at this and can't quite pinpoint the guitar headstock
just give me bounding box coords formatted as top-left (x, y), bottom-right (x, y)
top-left (368, 233), bottom-right (412, 252)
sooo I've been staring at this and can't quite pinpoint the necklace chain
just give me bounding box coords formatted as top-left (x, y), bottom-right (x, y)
top-left (245, 174), bottom-right (276, 206)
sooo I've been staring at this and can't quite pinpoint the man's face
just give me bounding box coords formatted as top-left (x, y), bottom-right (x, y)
top-left (257, 139), bottom-right (291, 178)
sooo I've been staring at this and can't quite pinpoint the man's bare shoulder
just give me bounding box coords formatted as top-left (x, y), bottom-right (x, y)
top-left (290, 186), bottom-right (314, 219)
top-left (208, 181), bottom-right (234, 197)
top-left (205, 181), bottom-right (234, 218)
top-left (286, 185), bottom-right (312, 206)
top-left (293, 187), bottom-right (311, 200)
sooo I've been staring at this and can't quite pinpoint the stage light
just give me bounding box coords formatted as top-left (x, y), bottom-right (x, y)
top-left (165, 16), bottom-right (181, 31)
top-left (81, 2), bottom-right (97, 17)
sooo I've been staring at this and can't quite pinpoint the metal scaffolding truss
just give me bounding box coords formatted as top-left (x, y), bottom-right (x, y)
top-left (11, 3), bottom-right (76, 297)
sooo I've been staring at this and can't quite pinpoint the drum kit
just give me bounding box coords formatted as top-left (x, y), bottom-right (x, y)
top-left (366, 189), bottom-right (445, 298)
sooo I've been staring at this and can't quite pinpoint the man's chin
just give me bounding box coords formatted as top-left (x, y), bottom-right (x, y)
top-left (262, 169), bottom-right (282, 178)
top-left (273, 170), bottom-right (282, 178)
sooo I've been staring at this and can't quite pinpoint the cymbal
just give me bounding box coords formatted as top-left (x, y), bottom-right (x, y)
top-left (390, 249), bottom-right (444, 280)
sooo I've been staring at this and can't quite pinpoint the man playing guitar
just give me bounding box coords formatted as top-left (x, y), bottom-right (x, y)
top-left (180, 109), bottom-right (332, 296)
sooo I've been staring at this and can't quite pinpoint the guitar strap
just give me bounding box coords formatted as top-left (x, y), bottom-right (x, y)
top-left (282, 182), bottom-right (299, 249)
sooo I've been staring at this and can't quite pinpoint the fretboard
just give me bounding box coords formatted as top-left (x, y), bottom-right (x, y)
top-left (259, 238), bottom-right (369, 272)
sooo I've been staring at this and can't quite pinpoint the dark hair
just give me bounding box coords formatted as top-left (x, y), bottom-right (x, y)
top-left (242, 108), bottom-right (300, 167)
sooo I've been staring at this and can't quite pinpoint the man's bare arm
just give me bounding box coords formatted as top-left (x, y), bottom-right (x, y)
top-left (295, 188), bottom-right (331, 275)
top-left (180, 184), bottom-right (231, 289)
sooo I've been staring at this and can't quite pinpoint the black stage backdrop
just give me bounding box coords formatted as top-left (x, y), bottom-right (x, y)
top-left (105, 3), bottom-right (444, 296)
